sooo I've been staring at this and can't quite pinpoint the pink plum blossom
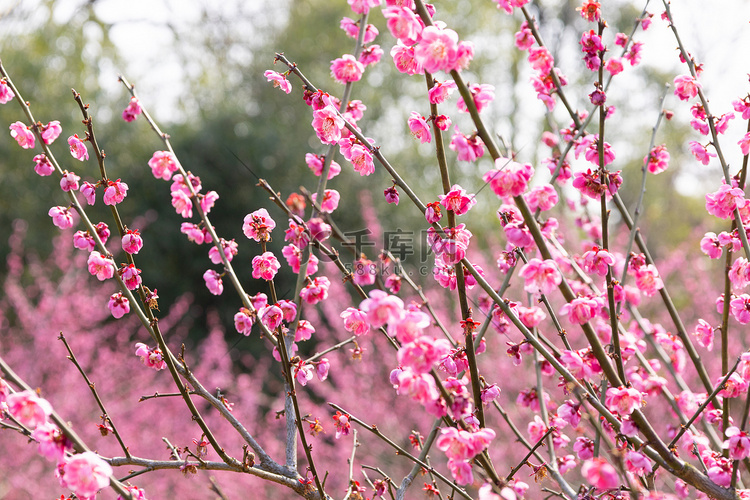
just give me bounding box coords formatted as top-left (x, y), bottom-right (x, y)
top-left (330, 54), bottom-right (365, 84)
top-left (439, 184), bottom-right (476, 216)
top-left (0, 79), bottom-right (15, 103)
top-left (311, 189), bottom-right (340, 213)
top-left (252, 251), bottom-right (281, 281)
top-left (390, 42), bottom-right (423, 75)
top-left (457, 83), bottom-right (495, 113)
top-left (414, 26), bottom-right (460, 74)
top-left (312, 105), bottom-right (345, 145)
top-left (41, 120), bottom-right (62, 144)
top-left (581, 246), bottom-right (615, 276)
top-left (68, 134), bottom-right (89, 160)
top-left (428, 80), bottom-right (457, 104)
top-left (305, 152), bottom-right (341, 179)
top-left (203, 269), bottom-right (223, 295)
top-left (119, 264), bottom-right (142, 290)
top-left (234, 308), bottom-right (255, 336)
top-left (300, 276), bottom-right (331, 304)
top-left (148, 151), bottom-right (178, 180)
top-left (60, 452), bottom-right (113, 499)
top-left (121, 97), bottom-right (142, 122)
top-left (171, 190), bottom-right (193, 218)
top-left (340, 307), bottom-right (369, 336)
top-left (121, 229), bottom-right (143, 254)
top-left (243, 208), bottom-right (276, 242)
top-left (483, 157), bottom-right (534, 198)
top-left (450, 129), bottom-right (485, 162)
top-left (32, 422), bottom-right (68, 462)
top-left (582, 458), bottom-right (619, 489)
top-left (79, 181), bottom-right (96, 205)
top-left (692, 319), bottom-right (715, 351)
top-left (559, 296), bottom-right (599, 324)
top-left (706, 183), bottom-right (744, 219)
top-left (108, 292), bottom-right (130, 318)
top-left (6, 390), bottom-right (53, 428)
top-left (264, 70), bottom-right (292, 93)
top-left (87, 251), bottom-right (114, 280)
top-left (724, 426), bottom-right (750, 460)
top-left (645, 144), bottom-right (670, 174)
top-left (33, 154), bottom-right (55, 176)
top-left (605, 386), bottom-right (643, 415)
top-left (59, 171), bottom-right (80, 192)
top-left (9, 121), bottom-right (35, 149)
top-left (382, 6), bottom-right (422, 45)
top-left (103, 178), bottom-right (128, 205)
top-left (674, 74), bottom-right (701, 101)
top-left (518, 258), bottom-right (561, 295)
top-left (360, 289), bottom-right (404, 328)
top-left (689, 141), bottom-right (716, 165)
top-left (524, 184), bottom-right (558, 211)
top-left (407, 111), bottom-right (432, 143)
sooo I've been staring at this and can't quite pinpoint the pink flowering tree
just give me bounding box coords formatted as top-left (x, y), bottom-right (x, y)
top-left (2, 1), bottom-right (750, 500)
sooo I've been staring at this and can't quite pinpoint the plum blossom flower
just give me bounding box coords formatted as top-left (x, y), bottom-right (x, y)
top-left (347, 0), bottom-right (380, 14)
top-left (0, 79), bottom-right (15, 103)
top-left (119, 264), bottom-right (142, 290)
top-left (108, 292), bottom-right (130, 318)
top-left (311, 189), bottom-right (340, 213)
top-left (243, 208), bottom-right (276, 242)
top-left (312, 105), bottom-right (345, 145)
top-left (33, 154), bottom-right (54, 176)
top-left (330, 54), bottom-right (365, 84)
top-left (32, 422), bottom-right (68, 462)
top-left (390, 42), bottom-right (423, 75)
top-left (577, 0), bottom-right (601, 21)
top-left (60, 452), bottom-right (113, 499)
top-left (264, 70), bottom-right (292, 93)
top-left (252, 252), bottom-right (281, 281)
top-left (171, 190), bottom-right (193, 218)
top-left (450, 129), bottom-right (485, 162)
top-left (300, 276), bottom-right (331, 304)
top-left (457, 83), bottom-right (495, 113)
top-left (414, 26), bottom-right (460, 74)
top-left (122, 97), bottom-right (142, 122)
top-left (740, 132), bottom-right (750, 156)
top-left (305, 153), bottom-right (341, 179)
top-left (68, 134), bottom-right (89, 160)
top-left (122, 229), bottom-right (144, 254)
top-left (645, 144), bottom-right (670, 174)
top-left (103, 179), bottom-right (128, 205)
top-left (439, 184), bottom-right (476, 216)
top-left (674, 75), bottom-right (701, 101)
top-left (382, 6), bottom-right (422, 45)
top-left (706, 183), bottom-right (745, 219)
top-left (693, 319), bottom-right (715, 350)
top-left (203, 269), bottom-right (224, 295)
top-left (59, 171), bottom-right (80, 192)
top-left (333, 411), bottom-right (351, 439)
top-left (605, 386), bottom-right (643, 415)
top-left (360, 289), bottom-right (404, 328)
top-left (724, 426), bottom-right (750, 460)
top-left (581, 246), bottom-right (615, 276)
top-left (148, 151), bottom-right (178, 180)
top-left (689, 141), bottom-right (716, 165)
top-left (524, 184), bottom-right (558, 211)
top-left (41, 120), bottom-right (62, 144)
top-left (6, 390), bottom-right (53, 428)
top-left (582, 458), bottom-right (619, 489)
top-left (9, 121), bottom-right (35, 149)
top-left (429, 80), bottom-right (457, 104)
top-left (234, 308), bottom-right (255, 336)
top-left (79, 181), bottom-right (96, 205)
top-left (407, 111), bottom-right (432, 143)
top-left (625, 450), bottom-right (652, 476)
top-left (559, 296), bottom-right (599, 324)
top-left (519, 258), bottom-right (561, 295)
top-left (483, 157), bottom-right (534, 198)
top-left (341, 307), bottom-right (370, 336)
top-left (87, 251), bottom-right (114, 280)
